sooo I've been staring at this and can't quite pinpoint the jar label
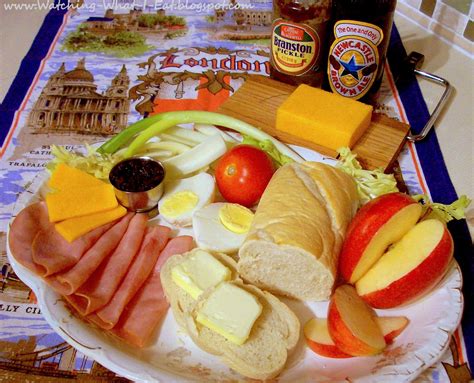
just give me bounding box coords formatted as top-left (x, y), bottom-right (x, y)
top-left (327, 20), bottom-right (383, 100)
top-left (271, 19), bottom-right (319, 76)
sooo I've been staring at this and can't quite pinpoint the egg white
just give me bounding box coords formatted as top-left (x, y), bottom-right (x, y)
top-left (192, 202), bottom-right (249, 254)
top-left (158, 172), bottom-right (215, 227)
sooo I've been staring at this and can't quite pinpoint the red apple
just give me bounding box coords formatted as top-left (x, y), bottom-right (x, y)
top-left (356, 219), bottom-right (453, 308)
top-left (304, 315), bottom-right (409, 358)
top-left (327, 285), bottom-right (386, 356)
top-left (377, 316), bottom-right (410, 344)
top-left (339, 193), bottom-right (423, 284)
top-left (304, 317), bottom-right (352, 358)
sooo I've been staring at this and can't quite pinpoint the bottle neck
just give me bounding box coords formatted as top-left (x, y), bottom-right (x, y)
top-left (332, 0), bottom-right (397, 19)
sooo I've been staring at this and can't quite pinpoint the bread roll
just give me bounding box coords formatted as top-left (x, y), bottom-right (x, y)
top-left (238, 162), bottom-right (359, 301)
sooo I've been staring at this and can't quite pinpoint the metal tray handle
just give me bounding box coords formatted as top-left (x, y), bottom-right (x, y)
top-left (401, 51), bottom-right (454, 142)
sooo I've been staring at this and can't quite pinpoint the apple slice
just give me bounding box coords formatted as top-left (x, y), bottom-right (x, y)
top-left (304, 315), bottom-right (409, 358)
top-left (339, 193), bottom-right (422, 283)
top-left (377, 316), bottom-right (410, 344)
top-left (356, 219), bottom-right (453, 308)
top-left (328, 285), bottom-right (386, 356)
top-left (304, 318), bottom-right (352, 358)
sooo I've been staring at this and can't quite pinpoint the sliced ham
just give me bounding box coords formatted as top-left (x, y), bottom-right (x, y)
top-left (66, 213), bottom-right (148, 316)
top-left (45, 213), bottom-right (134, 295)
top-left (112, 235), bottom-right (194, 347)
top-left (32, 222), bottom-right (113, 277)
top-left (8, 202), bottom-right (50, 274)
top-left (93, 225), bottom-right (171, 329)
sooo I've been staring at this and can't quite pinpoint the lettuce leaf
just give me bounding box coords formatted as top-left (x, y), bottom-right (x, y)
top-left (413, 194), bottom-right (471, 223)
top-left (241, 135), bottom-right (294, 167)
top-left (47, 144), bottom-right (122, 182)
top-left (336, 147), bottom-right (398, 204)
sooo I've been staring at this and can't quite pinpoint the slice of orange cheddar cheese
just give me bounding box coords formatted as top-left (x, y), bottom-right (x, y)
top-left (48, 163), bottom-right (105, 191)
top-left (276, 85), bottom-right (373, 151)
top-left (46, 183), bottom-right (118, 222)
top-left (55, 205), bottom-right (127, 242)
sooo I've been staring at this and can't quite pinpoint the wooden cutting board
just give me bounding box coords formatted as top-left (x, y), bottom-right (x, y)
top-left (217, 76), bottom-right (410, 171)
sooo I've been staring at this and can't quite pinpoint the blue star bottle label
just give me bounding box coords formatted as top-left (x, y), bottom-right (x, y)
top-left (327, 20), bottom-right (383, 99)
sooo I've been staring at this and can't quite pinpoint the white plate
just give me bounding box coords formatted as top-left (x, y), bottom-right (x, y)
top-left (7, 149), bottom-right (463, 383)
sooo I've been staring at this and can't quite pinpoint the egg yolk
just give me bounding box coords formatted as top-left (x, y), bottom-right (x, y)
top-left (160, 191), bottom-right (199, 218)
top-left (219, 204), bottom-right (254, 234)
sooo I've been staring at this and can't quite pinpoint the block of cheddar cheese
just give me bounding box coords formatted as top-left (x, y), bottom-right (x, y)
top-left (276, 85), bottom-right (373, 151)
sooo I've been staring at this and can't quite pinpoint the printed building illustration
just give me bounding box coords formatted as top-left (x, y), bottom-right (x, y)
top-left (215, 8), bottom-right (272, 26)
top-left (85, 8), bottom-right (187, 33)
top-left (27, 58), bottom-right (130, 135)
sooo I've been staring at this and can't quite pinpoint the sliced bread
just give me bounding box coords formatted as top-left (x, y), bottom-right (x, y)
top-left (160, 249), bottom-right (300, 380)
top-left (160, 249), bottom-right (240, 330)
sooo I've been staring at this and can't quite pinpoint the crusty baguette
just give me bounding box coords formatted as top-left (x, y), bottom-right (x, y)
top-left (160, 249), bottom-right (300, 380)
top-left (238, 162), bottom-right (359, 301)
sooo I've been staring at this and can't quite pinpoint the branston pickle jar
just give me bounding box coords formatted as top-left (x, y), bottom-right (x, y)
top-left (324, 0), bottom-right (397, 102)
top-left (270, 0), bottom-right (332, 87)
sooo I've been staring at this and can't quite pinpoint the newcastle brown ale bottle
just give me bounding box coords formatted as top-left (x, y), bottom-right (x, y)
top-left (324, 0), bottom-right (397, 103)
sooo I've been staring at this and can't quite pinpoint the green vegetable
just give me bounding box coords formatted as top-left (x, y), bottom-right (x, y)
top-left (98, 111), bottom-right (304, 163)
top-left (47, 144), bottom-right (122, 182)
top-left (413, 194), bottom-right (471, 223)
top-left (336, 147), bottom-right (398, 204)
top-left (241, 135), bottom-right (294, 167)
top-left (98, 116), bottom-right (165, 154)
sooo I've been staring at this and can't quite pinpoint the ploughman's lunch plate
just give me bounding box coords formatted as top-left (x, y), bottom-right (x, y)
top-left (7, 141), bottom-right (463, 383)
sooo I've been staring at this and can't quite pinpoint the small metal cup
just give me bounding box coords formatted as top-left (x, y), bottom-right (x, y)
top-left (109, 157), bottom-right (165, 213)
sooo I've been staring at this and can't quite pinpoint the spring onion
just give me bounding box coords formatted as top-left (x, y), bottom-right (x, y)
top-left (163, 133), bottom-right (227, 178)
top-left (98, 116), bottom-right (166, 154)
top-left (99, 111), bottom-right (303, 163)
top-left (194, 123), bottom-right (239, 143)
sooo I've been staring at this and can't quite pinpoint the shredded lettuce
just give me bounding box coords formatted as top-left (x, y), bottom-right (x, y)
top-left (336, 147), bottom-right (398, 204)
top-left (241, 135), bottom-right (294, 167)
top-left (413, 194), bottom-right (471, 223)
top-left (336, 148), bottom-right (471, 223)
top-left (47, 144), bottom-right (122, 182)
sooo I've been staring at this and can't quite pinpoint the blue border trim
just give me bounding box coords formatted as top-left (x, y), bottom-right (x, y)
top-left (0, 0), bottom-right (69, 147)
top-left (388, 25), bottom-right (474, 366)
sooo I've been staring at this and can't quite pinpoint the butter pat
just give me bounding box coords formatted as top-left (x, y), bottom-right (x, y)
top-left (276, 85), bottom-right (373, 151)
top-left (196, 282), bottom-right (262, 345)
top-left (55, 205), bottom-right (127, 242)
top-left (171, 250), bottom-right (231, 299)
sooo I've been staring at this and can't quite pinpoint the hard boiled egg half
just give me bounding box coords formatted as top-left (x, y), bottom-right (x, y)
top-left (158, 172), bottom-right (215, 227)
top-left (193, 202), bottom-right (254, 254)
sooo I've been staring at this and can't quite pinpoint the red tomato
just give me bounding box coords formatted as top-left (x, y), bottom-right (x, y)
top-left (215, 145), bottom-right (275, 207)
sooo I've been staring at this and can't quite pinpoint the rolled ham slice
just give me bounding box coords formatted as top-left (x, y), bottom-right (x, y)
top-left (8, 202), bottom-right (50, 275)
top-left (32, 222), bottom-right (113, 277)
top-left (92, 225), bottom-right (171, 329)
top-left (66, 213), bottom-right (148, 316)
top-left (46, 213), bottom-right (134, 295)
top-left (112, 235), bottom-right (194, 347)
